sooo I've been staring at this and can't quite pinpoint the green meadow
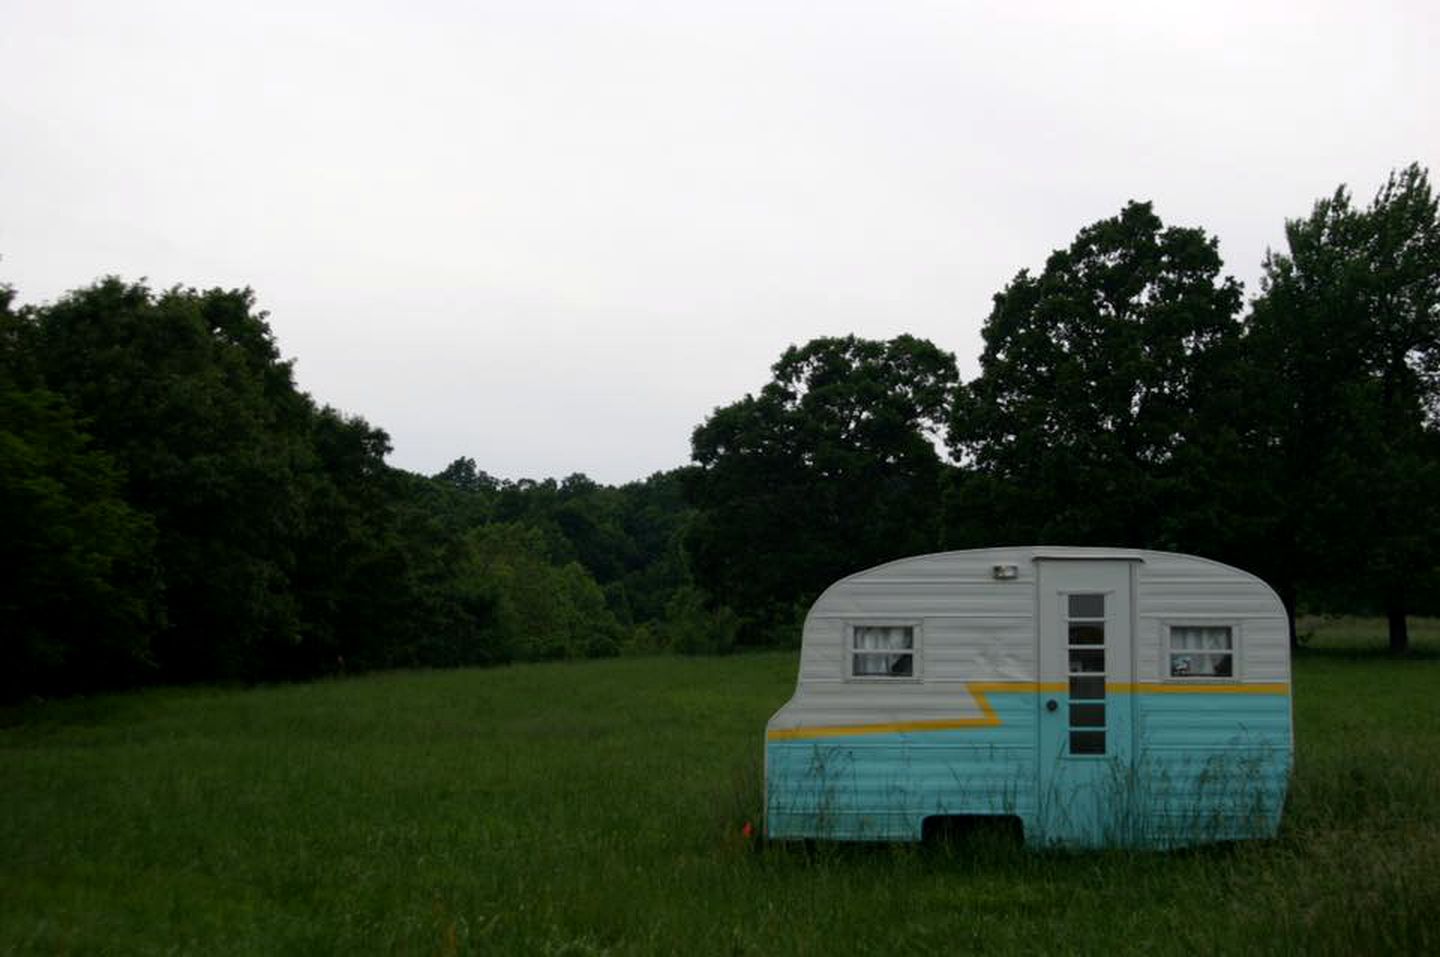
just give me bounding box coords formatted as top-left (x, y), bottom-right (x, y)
top-left (3, 621), bottom-right (1437, 956)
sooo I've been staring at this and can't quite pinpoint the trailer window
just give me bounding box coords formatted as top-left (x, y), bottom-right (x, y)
top-left (1168, 626), bottom-right (1234, 677)
top-left (1066, 593), bottom-right (1107, 756)
top-left (850, 625), bottom-right (916, 678)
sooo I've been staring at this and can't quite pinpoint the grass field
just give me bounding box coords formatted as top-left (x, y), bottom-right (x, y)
top-left (3, 621), bottom-right (1438, 955)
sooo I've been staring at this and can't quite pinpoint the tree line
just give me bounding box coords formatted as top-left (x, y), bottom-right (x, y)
top-left (3, 164), bottom-right (1436, 698)
top-left (688, 164), bottom-right (1440, 653)
top-left (1, 282), bottom-right (715, 700)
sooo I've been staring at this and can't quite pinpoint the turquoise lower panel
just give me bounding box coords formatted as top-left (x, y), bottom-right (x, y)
top-left (1125, 692), bottom-right (1292, 848)
top-left (766, 693), bottom-right (1292, 848)
top-left (767, 693), bottom-right (1037, 842)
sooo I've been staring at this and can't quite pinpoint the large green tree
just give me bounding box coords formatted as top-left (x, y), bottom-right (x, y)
top-left (948, 201), bottom-right (1244, 551)
top-left (0, 285), bottom-right (159, 697)
top-left (29, 279), bottom-right (317, 680)
top-left (687, 335), bottom-right (958, 643)
top-left (5, 272), bottom-right (714, 694)
top-left (1246, 164), bottom-right (1440, 653)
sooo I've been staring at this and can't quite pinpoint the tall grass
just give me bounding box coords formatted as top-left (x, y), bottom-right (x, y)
top-left (2, 623), bottom-right (1437, 955)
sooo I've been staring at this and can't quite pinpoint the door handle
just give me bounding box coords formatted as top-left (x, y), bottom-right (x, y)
top-left (1045, 698), bottom-right (1058, 712)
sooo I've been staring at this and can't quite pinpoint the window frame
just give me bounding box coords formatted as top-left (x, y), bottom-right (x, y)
top-left (1062, 590), bottom-right (1112, 758)
top-left (844, 620), bottom-right (923, 682)
top-left (1162, 620), bottom-right (1241, 681)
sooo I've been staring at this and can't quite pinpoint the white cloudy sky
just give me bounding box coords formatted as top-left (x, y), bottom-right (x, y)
top-left (3, 1), bottom-right (1436, 484)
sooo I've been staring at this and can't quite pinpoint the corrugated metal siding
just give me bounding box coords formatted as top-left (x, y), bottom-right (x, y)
top-left (772, 679), bottom-right (1013, 728)
top-left (766, 692), bottom-right (1291, 846)
top-left (819, 581), bottom-right (1034, 619)
top-left (765, 547), bottom-right (1294, 847)
top-left (767, 697), bottom-right (1038, 841)
top-left (1135, 551), bottom-right (1291, 683)
top-left (1137, 692), bottom-right (1292, 746)
top-left (840, 549), bottom-right (1040, 584)
top-left (789, 617), bottom-right (1035, 708)
top-left (792, 548), bottom-right (1036, 694)
top-left (796, 619), bottom-right (845, 683)
top-left (1131, 692), bottom-right (1291, 845)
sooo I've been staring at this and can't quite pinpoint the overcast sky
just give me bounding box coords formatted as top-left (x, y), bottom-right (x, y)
top-left (3, 1), bottom-right (1436, 484)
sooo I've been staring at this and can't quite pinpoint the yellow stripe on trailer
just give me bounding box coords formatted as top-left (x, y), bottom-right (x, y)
top-left (766, 680), bottom-right (1289, 741)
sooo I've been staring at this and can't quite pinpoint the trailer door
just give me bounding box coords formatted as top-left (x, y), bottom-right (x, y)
top-left (1035, 558), bottom-right (1137, 846)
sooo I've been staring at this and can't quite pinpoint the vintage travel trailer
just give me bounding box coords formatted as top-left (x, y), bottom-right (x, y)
top-left (764, 547), bottom-right (1294, 848)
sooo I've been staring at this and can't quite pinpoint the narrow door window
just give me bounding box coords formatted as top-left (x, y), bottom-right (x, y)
top-left (1066, 594), bottom-right (1106, 755)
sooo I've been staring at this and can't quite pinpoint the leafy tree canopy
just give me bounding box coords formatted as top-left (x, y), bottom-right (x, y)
top-left (0, 285), bottom-right (159, 695)
top-left (948, 201), bottom-right (1244, 547)
top-left (1246, 163), bottom-right (1440, 651)
top-left (687, 335), bottom-right (958, 642)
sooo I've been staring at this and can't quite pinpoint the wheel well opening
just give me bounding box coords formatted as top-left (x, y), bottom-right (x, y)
top-left (921, 814), bottom-right (1025, 847)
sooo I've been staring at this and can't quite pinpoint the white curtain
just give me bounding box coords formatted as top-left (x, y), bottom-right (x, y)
top-left (853, 626), bottom-right (913, 676)
top-left (1170, 626), bottom-right (1233, 676)
top-left (854, 626), bottom-right (913, 650)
